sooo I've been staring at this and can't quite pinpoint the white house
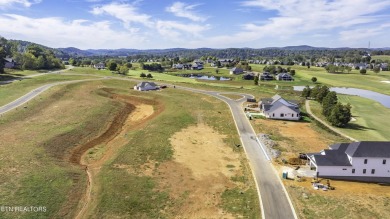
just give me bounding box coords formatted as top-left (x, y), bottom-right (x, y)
top-left (307, 142), bottom-right (390, 183)
top-left (258, 95), bottom-right (300, 120)
top-left (230, 67), bottom-right (244, 75)
top-left (134, 81), bottom-right (158, 91)
top-left (94, 62), bottom-right (105, 69)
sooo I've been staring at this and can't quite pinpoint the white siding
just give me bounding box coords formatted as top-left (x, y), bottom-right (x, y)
top-left (318, 157), bottom-right (390, 178)
top-left (267, 105), bottom-right (300, 121)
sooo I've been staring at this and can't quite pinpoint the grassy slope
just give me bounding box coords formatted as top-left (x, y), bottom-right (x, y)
top-left (94, 80), bottom-right (260, 218)
top-left (372, 55), bottom-right (390, 62)
top-left (0, 81), bottom-right (122, 219)
top-left (0, 74), bottom-right (97, 106)
top-left (310, 95), bottom-right (390, 141)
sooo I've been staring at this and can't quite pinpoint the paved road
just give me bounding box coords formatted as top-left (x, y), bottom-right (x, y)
top-left (0, 78), bottom-right (106, 115)
top-left (177, 86), bottom-right (297, 219)
top-left (0, 75), bottom-right (297, 219)
top-left (305, 100), bottom-right (357, 142)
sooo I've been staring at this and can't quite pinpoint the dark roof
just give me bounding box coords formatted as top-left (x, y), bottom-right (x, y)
top-left (137, 81), bottom-right (157, 88)
top-left (345, 141), bottom-right (390, 157)
top-left (310, 142), bottom-right (390, 167)
top-left (313, 143), bottom-right (352, 166)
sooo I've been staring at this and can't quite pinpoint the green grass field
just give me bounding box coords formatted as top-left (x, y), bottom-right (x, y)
top-left (0, 74), bottom-right (97, 106)
top-left (0, 81), bottom-right (122, 219)
top-left (0, 76), bottom-right (261, 218)
top-left (371, 55), bottom-right (390, 62)
top-left (250, 63), bottom-right (390, 95)
top-left (309, 95), bottom-right (390, 141)
top-left (94, 80), bottom-right (260, 218)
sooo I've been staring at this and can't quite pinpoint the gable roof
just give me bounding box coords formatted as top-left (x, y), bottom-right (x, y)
top-left (309, 142), bottom-right (390, 167)
top-left (345, 141), bottom-right (390, 158)
top-left (260, 95), bottom-right (300, 114)
top-left (4, 58), bottom-right (15, 63)
top-left (136, 81), bottom-right (157, 88)
top-left (312, 143), bottom-right (352, 166)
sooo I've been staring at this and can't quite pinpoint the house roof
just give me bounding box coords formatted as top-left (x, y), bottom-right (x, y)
top-left (345, 141), bottom-right (390, 158)
top-left (136, 81), bottom-right (157, 88)
top-left (310, 142), bottom-right (390, 167)
top-left (4, 58), bottom-right (14, 63)
top-left (231, 67), bottom-right (243, 72)
top-left (260, 95), bottom-right (300, 114)
top-left (312, 143), bottom-right (352, 166)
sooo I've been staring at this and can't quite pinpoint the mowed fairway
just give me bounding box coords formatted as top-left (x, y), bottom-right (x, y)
top-left (309, 95), bottom-right (390, 141)
top-left (0, 77), bottom-right (260, 218)
top-left (250, 64), bottom-right (390, 95)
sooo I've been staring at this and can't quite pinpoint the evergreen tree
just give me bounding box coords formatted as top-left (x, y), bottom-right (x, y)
top-left (254, 75), bottom-right (259, 85)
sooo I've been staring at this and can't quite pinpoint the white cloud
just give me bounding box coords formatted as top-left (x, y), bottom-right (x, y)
top-left (166, 2), bottom-right (207, 22)
top-left (189, 0), bottom-right (390, 48)
top-left (90, 2), bottom-right (153, 28)
top-left (156, 20), bottom-right (210, 40)
top-left (0, 0), bottom-right (41, 8)
top-left (0, 14), bottom-right (147, 49)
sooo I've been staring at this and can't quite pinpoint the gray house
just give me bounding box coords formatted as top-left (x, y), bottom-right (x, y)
top-left (4, 58), bottom-right (16, 68)
top-left (259, 95), bottom-right (300, 120)
top-left (276, 73), bottom-right (294, 81)
top-left (230, 67), bottom-right (244, 75)
top-left (134, 81), bottom-right (158, 91)
top-left (307, 142), bottom-right (390, 183)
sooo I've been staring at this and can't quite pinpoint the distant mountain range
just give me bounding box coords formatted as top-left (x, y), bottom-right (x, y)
top-left (56, 45), bottom-right (390, 58)
top-left (5, 38), bottom-right (390, 59)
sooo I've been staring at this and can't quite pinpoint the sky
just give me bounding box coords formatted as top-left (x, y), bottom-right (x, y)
top-left (0, 0), bottom-right (390, 49)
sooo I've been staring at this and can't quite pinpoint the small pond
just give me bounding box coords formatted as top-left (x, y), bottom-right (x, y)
top-left (294, 86), bottom-right (390, 108)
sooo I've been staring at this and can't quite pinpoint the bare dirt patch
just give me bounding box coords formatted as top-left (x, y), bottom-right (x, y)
top-left (154, 124), bottom-right (240, 218)
top-left (253, 119), bottom-right (332, 155)
top-left (170, 123), bottom-right (240, 179)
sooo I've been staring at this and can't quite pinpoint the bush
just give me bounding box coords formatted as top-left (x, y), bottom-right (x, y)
top-left (311, 77), bottom-right (317, 83)
top-left (360, 69), bottom-right (367, 74)
top-left (140, 73), bottom-right (146, 78)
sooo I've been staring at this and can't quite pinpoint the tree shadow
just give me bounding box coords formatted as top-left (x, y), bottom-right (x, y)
top-left (344, 123), bottom-right (376, 131)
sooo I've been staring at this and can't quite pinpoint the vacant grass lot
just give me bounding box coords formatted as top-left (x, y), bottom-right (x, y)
top-left (309, 95), bottom-right (390, 141)
top-left (372, 55), bottom-right (390, 62)
top-left (0, 75), bottom-right (260, 218)
top-left (0, 81), bottom-right (123, 219)
top-left (93, 80), bottom-right (260, 218)
top-left (0, 74), bottom-right (97, 106)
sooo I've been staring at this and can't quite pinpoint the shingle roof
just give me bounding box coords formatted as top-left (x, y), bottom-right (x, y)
top-left (137, 81), bottom-right (157, 88)
top-left (313, 143), bottom-right (351, 166)
top-left (345, 141), bottom-right (390, 157)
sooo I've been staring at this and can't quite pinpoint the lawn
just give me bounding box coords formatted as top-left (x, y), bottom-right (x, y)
top-left (93, 81), bottom-right (261, 218)
top-left (0, 81), bottom-right (123, 219)
top-left (372, 55), bottom-right (390, 62)
top-left (0, 74), bottom-right (97, 106)
top-left (309, 95), bottom-right (390, 141)
top-left (250, 63), bottom-right (390, 95)
top-left (0, 77), bottom-right (261, 218)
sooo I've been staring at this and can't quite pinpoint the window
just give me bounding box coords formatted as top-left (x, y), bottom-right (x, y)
top-left (363, 169), bottom-right (366, 174)
top-left (272, 113), bottom-right (275, 117)
top-left (364, 159), bottom-right (368, 164)
top-left (280, 113), bottom-right (284, 117)
top-left (371, 169), bottom-right (375, 174)
top-left (384, 159), bottom-right (387, 165)
top-left (342, 168), bottom-right (347, 170)
top-left (352, 169), bottom-right (355, 174)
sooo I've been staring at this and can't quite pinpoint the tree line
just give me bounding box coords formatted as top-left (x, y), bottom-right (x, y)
top-left (302, 85), bottom-right (352, 127)
top-left (0, 37), bottom-right (64, 72)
